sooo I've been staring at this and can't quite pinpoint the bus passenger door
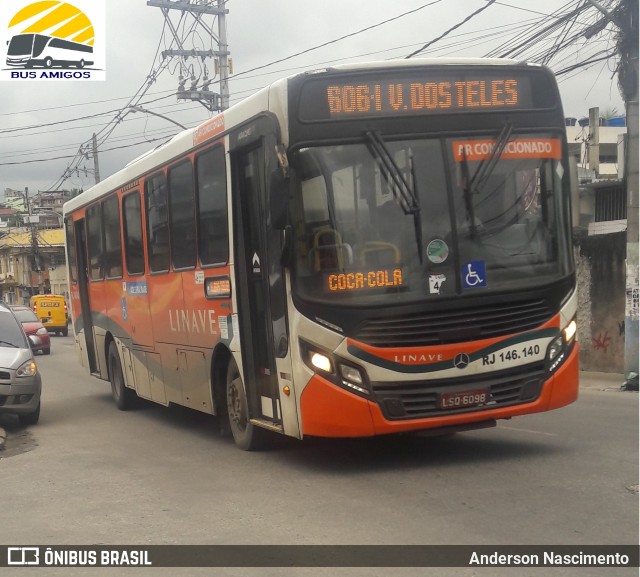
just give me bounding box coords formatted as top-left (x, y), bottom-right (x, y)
top-left (230, 135), bottom-right (286, 430)
top-left (75, 219), bottom-right (98, 373)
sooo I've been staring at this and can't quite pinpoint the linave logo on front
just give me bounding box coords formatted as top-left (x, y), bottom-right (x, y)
top-left (0, 0), bottom-right (105, 81)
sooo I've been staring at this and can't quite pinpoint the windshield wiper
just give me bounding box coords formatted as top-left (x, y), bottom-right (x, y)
top-left (365, 130), bottom-right (423, 263)
top-left (461, 122), bottom-right (513, 238)
top-left (0, 340), bottom-right (19, 348)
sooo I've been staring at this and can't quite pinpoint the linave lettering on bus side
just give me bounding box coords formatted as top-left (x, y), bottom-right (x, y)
top-left (168, 309), bottom-right (217, 335)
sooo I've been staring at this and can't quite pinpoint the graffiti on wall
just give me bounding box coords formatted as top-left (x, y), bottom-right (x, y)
top-left (592, 332), bottom-right (611, 353)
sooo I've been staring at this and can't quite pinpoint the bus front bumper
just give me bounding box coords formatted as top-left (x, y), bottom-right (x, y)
top-left (299, 344), bottom-right (579, 438)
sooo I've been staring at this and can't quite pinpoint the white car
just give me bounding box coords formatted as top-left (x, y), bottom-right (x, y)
top-left (0, 304), bottom-right (42, 425)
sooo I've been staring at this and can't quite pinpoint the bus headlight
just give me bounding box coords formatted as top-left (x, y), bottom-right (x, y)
top-left (338, 363), bottom-right (369, 395)
top-left (547, 319), bottom-right (577, 373)
top-left (310, 351), bottom-right (333, 373)
top-left (300, 340), bottom-right (371, 397)
top-left (300, 340), bottom-right (335, 376)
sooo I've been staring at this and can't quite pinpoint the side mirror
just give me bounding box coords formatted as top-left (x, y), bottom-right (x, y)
top-left (28, 335), bottom-right (41, 349)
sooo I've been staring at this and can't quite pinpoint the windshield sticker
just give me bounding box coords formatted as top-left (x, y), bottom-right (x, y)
top-left (462, 261), bottom-right (487, 289)
top-left (452, 138), bottom-right (561, 162)
top-left (429, 274), bottom-right (446, 295)
top-left (427, 239), bottom-right (449, 264)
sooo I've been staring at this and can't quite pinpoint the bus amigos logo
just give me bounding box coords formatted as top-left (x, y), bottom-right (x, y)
top-left (1, 0), bottom-right (105, 81)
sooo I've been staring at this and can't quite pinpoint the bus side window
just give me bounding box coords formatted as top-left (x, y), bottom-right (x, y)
top-left (169, 160), bottom-right (196, 270)
top-left (196, 146), bottom-right (229, 266)
top-left (122, 191), bottom-right (145, 275)
top-left (86, 203), bottom-right (104, 281)
top-left (64, 217), bottom-right (78, 284)
top-left (145, 173), bottom-right (170, 273)
top-left (103, 194), bottom-right (123, 279)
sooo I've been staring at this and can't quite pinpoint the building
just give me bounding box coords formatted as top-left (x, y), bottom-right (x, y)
top-left (566, 111), bottom-right (627, 236)
top-left (566, 110), bottom-right (629, 374)
top-left (0, 228), bottom-right (68, 305)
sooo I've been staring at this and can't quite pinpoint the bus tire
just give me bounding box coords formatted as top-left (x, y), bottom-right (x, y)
top-left (226, 358), bottom-right (266, 451)
top-left (78, 59), bottom-right (85, 68)
top-left (108, 342), bottom-right (136, 411)
top-left (44, 57), bottom-right (53, 68)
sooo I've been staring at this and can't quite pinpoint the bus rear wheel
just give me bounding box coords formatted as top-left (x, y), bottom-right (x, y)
top-left (108, 342), bottom-right (137, 410)
top-left (226, 358), bottom-right (266, 451)
top-left (78, 59), bottom-right (85, 68)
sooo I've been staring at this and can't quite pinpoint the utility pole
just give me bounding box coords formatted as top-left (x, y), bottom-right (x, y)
top-left (24, 187), bottom-right (42, 296)
top-left (147, 0), bottom-right (231, 111)
top-left (587, 107), bottom-right (600, 177)
top-left (92, 133), bottom-right (101, 184)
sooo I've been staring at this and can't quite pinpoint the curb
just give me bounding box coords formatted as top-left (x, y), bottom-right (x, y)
top-left (579, 371), bottom-right (626, 390)
top-left (0, 426), bottom-right (6, 451)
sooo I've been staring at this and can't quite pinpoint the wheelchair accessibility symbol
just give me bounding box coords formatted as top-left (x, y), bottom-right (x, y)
top-left (462, 261), bottom-right (487, 289)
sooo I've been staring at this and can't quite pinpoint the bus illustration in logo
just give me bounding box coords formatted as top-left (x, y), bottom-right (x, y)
top-left (5, 1), bottom-right (94, 69)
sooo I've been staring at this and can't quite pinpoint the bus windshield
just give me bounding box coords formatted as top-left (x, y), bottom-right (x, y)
top-left (7, 34), bottom-right (34, 55)
top-left (290, 132), bottom-right (572, 305)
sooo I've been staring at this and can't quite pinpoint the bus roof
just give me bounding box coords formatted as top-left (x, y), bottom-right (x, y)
top-left (63, 57), bottom-right (538, 215)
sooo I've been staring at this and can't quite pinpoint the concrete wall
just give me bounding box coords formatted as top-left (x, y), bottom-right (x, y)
top-left (574, 231), bottom-right (626, 372)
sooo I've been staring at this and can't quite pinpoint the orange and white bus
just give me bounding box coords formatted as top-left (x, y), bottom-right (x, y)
top-left (64, 58), bottom-right (579, 450)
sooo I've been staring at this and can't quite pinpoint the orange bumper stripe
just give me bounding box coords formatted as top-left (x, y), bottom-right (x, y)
top-left (300, 344), bottom-right (579, 438)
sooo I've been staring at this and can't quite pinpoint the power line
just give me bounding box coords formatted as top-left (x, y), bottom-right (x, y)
top-left (406, 0), bottom-right (498, 58)
top-left (230, 1), bottom-right (443, 79)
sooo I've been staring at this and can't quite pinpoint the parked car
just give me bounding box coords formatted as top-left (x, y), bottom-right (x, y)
top-left (9, 305), bottom-right (51, 355)
top-left (0, 304), bottom-right (42, 425)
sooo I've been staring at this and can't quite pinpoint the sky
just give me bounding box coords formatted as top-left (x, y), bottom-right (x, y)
top-left (0, 0), bottom-right (627, 195)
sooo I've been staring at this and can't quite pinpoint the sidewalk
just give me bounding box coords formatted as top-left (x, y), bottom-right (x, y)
top-left (579, 371), bottom-right (628, 390)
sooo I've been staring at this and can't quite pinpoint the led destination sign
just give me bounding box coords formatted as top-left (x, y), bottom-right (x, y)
top-left (297, 69), bottom-right (552, 121)
top-left (325, 268), bottom-right (403, 293)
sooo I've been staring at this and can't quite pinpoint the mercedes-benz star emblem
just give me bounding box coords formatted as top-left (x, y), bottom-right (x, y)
top-left (453, 353), bottom-right (470, 369)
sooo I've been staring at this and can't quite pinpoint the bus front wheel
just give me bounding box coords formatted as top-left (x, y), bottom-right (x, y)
top-left (108, 342), bottom-right (137, 410)
top-left (44, 57), bottom-right (53, 68)
top-left (226, 358), bottom-right (266, 451)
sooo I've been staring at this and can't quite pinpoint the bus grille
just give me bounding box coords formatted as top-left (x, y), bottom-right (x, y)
top-left (355, 299), bottom-right (553, 347)
top-left (372, 362), bottom-right (546, 420)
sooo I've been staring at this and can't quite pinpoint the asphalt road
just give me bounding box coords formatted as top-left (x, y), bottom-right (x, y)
top-left (0, 333), bottom-right (637, 577)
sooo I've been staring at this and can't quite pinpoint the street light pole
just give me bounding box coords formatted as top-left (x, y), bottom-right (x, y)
top-left (128, 106), bottom-right (187, 130)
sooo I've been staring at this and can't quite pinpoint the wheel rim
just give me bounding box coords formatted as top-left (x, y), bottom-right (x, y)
top-left (227, 371), bottom-right (247, 433)
top-left (44, 58), bottom-right (52, 68)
